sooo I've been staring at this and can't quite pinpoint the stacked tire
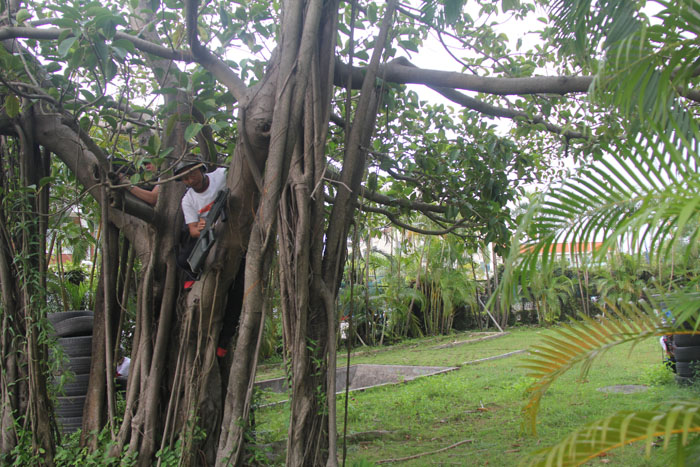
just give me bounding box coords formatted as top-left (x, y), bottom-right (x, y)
top-left (673, 333), bottom-right (700, 384)
top-left (48, 311), bottom-right (93, 435)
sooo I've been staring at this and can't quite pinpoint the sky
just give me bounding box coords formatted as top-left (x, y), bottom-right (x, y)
top-left (404, 1), bottom-right (550, 129)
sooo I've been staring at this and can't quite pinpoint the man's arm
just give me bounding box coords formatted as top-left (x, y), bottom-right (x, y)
top-left (120, 172), bottom-right (160, 206)
top-left (129, 184), bottom-right (160, 206)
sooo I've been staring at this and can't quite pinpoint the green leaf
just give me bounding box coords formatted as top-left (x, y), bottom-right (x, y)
top-left (443, 0), bottom-right (463, 25)
top-left (501, 0), bottom-right (519, 13)
top-left (16, 8), bottom-right (31, 24)
top-left (5, 94), bottom-right (19, 117)
top-left (102, 115), bottom-right (117, 128)
top-left (46, 62), bottom-right (62, 73)
top-left (184, 123), bottom-right (203, 141)
top-left (112, 39), bottom-right (136, 55)
top-left (526, 400), bottom-right (700, 466)
top-left (57, 36), bottom-right (78, 57)
top-left (398, 40), bottom-right (418, 53)
top-left (79, 116), bottom-right (91, 131)
top-left (39, 176), bottom-right (54, 187)
top-left (367, 173), bottom-right (378, 192)
top-left (368, 3), bottom-right (377, 23)
top-left (104, 59), bottom-right (118, 81)
top-left (93, 38), bottom-right (109, 62)
top-left (145, 133), bottom-right (161, 155)
top-left (219, 4), bottom-right (230, 27)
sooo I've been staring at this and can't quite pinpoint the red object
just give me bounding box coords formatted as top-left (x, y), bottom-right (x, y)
top-left (184, 280), bottom-right (194, 289)
top-left (216, 347), bottom-right (227, 357)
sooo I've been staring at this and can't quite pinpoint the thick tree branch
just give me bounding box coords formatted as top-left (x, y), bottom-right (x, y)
top-left (0, 27), bottom-right (196, 62)
top-left (333, 57), bottom-right (588, 139)
top-left (109, 189), bottom-right (159, 225)
top-left (335, 57), bottom-right (594, 95)
top-left (325, 166), bottom-right (495, 237)
top-left (679, 86), bottom-right (700, 104)
top-left (184, 0), bottom-right (248, 102)
top-left (427, 85), bottom-right (587, 140)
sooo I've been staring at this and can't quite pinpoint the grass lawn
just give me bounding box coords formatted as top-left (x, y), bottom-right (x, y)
top-left (255, 326), bottom-right (697, 466)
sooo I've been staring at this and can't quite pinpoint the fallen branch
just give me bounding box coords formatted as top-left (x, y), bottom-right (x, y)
top-left (376, 439), bottom-right (474, 464)
top-left (461, 349), bottom-right (527, 366)
top-left (431, 331), bottom-right (508, 349)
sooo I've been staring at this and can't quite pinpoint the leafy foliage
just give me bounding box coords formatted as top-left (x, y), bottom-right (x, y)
top-left (497, 0), bottom-right (700, 464)
top-left (526, 400), bottom-right (700, 466)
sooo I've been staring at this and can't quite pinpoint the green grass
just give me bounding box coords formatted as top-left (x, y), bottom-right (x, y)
top-left (254, 327), bottom-right (697, 465)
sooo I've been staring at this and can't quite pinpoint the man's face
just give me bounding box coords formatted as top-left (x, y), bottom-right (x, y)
top-left (181, 168), bottom-right (206, 192)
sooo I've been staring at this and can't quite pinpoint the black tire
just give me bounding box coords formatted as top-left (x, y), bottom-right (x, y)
top-left (59, 356), bottom-right (91, 375)
top-left (675, 374), bottom-right (695, 386)
top-left (673, 346), bottom-right (700, 362)
top-left (56, 336), bottom-right (92, 358)
top-left (56, 395), bottom-right (85, 418)
top-left (673, 334), bottom-right (700, 347)
top-left (53, 374), bottom-right (89, 396)
top-left (57, 416), bottom-right (82, 435)
top-left (47, 311), bottom-right (93, 326)
top-left (676, 361), bottom-right (700, 377)
top-left (52, 316), bottom-right (94, 338)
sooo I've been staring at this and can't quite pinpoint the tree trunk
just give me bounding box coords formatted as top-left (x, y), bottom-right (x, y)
top-left (0, 110), bottom-right (57, 464)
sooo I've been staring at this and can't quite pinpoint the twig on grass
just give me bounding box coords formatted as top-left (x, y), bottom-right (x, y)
top-left (375, 439), bottom-right (474, 464)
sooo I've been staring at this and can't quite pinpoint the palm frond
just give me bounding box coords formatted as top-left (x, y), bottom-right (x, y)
top-left (522, 301), bottom-right (673, 435)
top-left (500, 124), bottom-right (700, 305)
top-left (549, 0), bottom-right (643, 64)
top-left (525, 401), bottom-right (700, 466)
top-left (602, 2), bottom-right (700, 139)
top-left (552, 1), bottom-right (700, 143)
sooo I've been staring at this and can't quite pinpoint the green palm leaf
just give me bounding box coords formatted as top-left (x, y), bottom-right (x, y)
top-left (552, 0), bottom-right (700, 143)
top-left (525, 401), bottom-right (700, 466)
top-left (522, 302), bottom-right (674, 435)
top-left (549, 0), bottom-right (643, 64)
top-left (498, 1), bottom-right (700, 465)
top-left (499, 124), bottom-right (700, 310)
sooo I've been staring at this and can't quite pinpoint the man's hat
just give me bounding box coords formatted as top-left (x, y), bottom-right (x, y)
top-left (173, 153), bottom-right (205, 176)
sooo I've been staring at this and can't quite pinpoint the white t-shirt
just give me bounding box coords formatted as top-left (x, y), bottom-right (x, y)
top-left (181, 168), bottom-right (227, 225)
top-left (116, 357), bottom-right (130, 377)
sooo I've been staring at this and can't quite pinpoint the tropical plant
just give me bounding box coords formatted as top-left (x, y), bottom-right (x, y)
top-left (498, 0), bottom-right (700, 464)
top-left (593, 252), bottom-right (650, 309)
top-left (418, 235), bottom-right (478, 336)
top-left (524, 263), bottom-right (575, 324)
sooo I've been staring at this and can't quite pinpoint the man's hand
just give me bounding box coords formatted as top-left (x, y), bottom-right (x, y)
top-left (187, 218), bottom-right (207, 238)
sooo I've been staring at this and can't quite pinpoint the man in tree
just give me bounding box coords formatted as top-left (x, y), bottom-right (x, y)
top-left (176, 154), bottom-right (226, 239)
top-left (175, 153), bottom-right (244, 357)
top-left (174, 153), bottom-right (219, 283)
top-left (119, 160), bottom-right (161, 206)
